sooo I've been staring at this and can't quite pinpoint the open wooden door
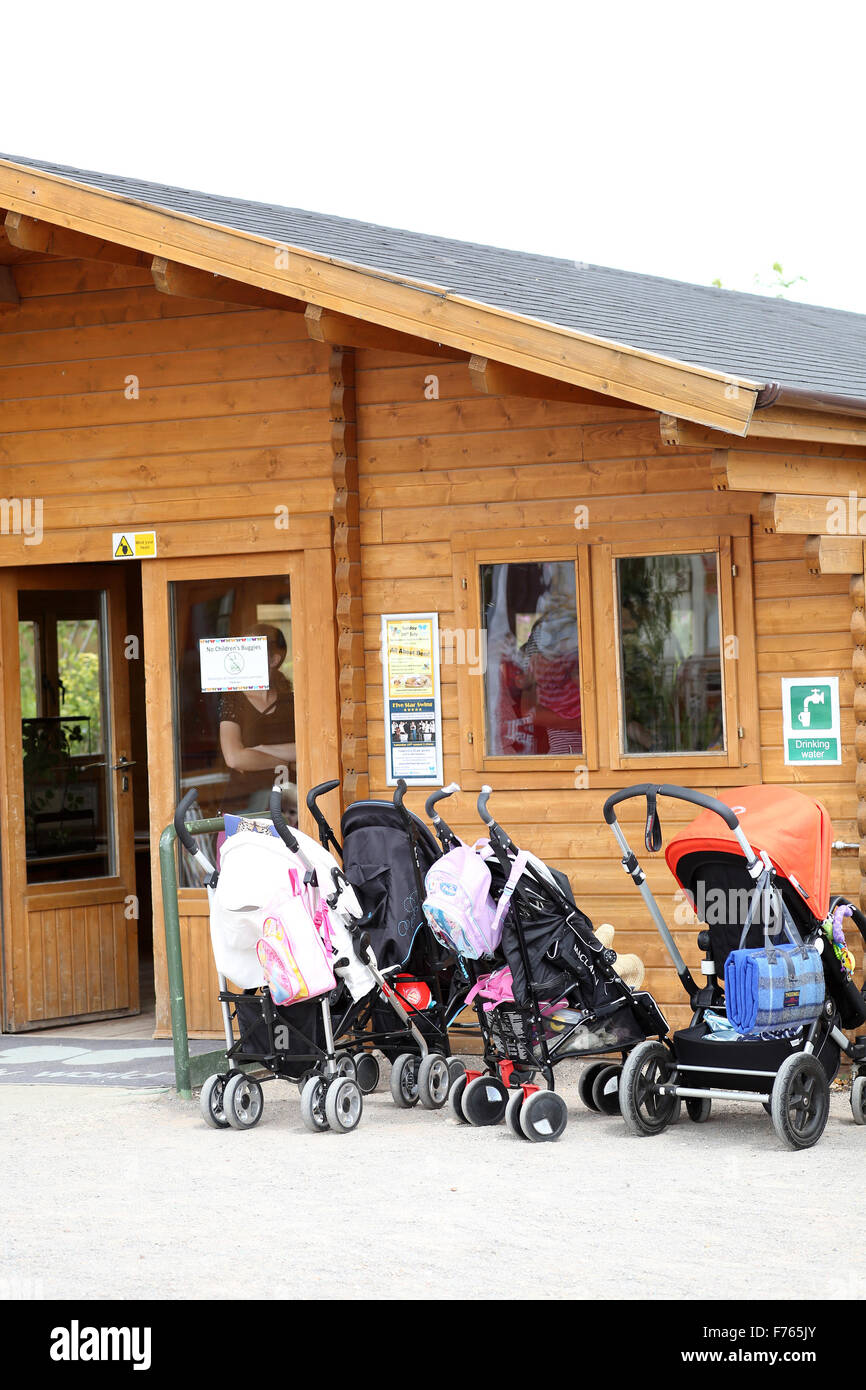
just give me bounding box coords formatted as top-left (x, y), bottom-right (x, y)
top-left (0, 565), bottom-right (138, 1030)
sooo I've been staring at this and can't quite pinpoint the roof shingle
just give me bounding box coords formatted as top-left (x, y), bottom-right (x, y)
top-left (4, 153), bottom-right (865, 404)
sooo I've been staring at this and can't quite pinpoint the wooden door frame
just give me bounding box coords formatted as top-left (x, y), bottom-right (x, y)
top-left (0, 563), bottom-right (137, 1030)
top-left (141, 534), bottom-right (341, 1034)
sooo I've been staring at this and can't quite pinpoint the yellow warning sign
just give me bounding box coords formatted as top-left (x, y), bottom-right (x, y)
top-left (112, 530), bottom-right (157, 560)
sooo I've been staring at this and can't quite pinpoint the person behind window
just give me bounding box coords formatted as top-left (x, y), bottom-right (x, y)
top-left (218, 624), bottom-right (296, 817)
top-left (520, 584), bottom-right (582, 756)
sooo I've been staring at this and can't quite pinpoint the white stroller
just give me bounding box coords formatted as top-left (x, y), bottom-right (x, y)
top-left (174, 785), bottom-right (452, 1133)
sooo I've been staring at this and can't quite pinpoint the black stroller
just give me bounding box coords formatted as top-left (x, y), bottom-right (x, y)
top-left (603, 782), bottom-right (866, 1150)
top-left (175, 785), bottom-right (448, 1134)
top-left (426, 784), bottom-right (669, 1142)
top-left (305, 777), bottom-right (472, 1104)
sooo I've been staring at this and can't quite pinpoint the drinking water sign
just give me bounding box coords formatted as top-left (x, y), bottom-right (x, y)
top-left (781, 677), bottom-right (841, 765)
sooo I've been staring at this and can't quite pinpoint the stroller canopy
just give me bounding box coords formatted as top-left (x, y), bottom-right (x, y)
top-left (340, 799), bottom-right (442, 970)
top-left (666, 784), bottom-right (832, 923)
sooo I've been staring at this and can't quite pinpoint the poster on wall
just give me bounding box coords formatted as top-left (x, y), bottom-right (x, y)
top-left (200, 635), bottom-right (270, 692)
top-left (781, 676), bottom-right (841, 765)
top-left (381, 612), bottom-right (444, 786)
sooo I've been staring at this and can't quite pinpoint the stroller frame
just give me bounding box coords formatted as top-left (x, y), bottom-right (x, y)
top-left (306, 777), bottom-right (473, 1083)
top-left (603, 782), bottom-right (866, 1149)
top-left (427, 784), bottom-right (668, 1139)
top-left (173, 785), bottom-right (439, 1132)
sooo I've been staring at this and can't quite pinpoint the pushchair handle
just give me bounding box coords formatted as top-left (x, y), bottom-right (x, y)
top-left (393, 778), bottom-right (408, 810)
top-left (602, 783), bottom-right (741, 832)
top-left (477, 784), bottom-right (493, 826)
top-left (306, 780), bottom-right (340, 813)
top-left (174, 789), bottom-right (200, 855)
top-left (425, 783), bottom-right (460, 820)
top-left (269, 784), bottom-right (300, 854)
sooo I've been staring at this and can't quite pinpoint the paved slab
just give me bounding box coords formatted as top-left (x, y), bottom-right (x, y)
top-left (0, 1037), bottom-right (216, 1087)
top-left (1, 1060), bottom-right (865, 1301)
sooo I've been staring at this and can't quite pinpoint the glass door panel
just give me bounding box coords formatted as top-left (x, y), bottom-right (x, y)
top-left (170, 572), bottom-right (297, 837)
top-left (18, 588), bottom-right (115, 884)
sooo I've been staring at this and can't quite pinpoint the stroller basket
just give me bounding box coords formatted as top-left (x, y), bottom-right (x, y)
top-left (487, 1003), bottom-right (541, 1069)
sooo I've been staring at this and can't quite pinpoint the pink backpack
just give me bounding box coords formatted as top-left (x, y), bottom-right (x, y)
top-left (256, 868), bottom-right (336, 1006)
top-left (423, 846), bottom-right (527, 959)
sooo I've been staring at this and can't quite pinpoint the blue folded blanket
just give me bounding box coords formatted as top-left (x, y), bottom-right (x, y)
top-left (724, 945), bottom-right (824, 1032)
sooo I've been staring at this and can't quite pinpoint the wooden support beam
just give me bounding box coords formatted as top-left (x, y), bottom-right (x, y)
top-left (712, 448), bottom-right (866, 496)
top-left (4, 210), bottom-right (151, 265)
top-left (663, 411), bottom-right (866, 451)
top-left (0, 264), bottom-right (18, 308)
top-left (151, 257), bottom-right (306, 311)
top-left (760, 492), bottom-right (866, 535)
top-left (305, 304), bottom-right (468, 359)
top-left (467, 354), bottom-right (641, 408)
top-left (805, 535), bottom-right (865, 575)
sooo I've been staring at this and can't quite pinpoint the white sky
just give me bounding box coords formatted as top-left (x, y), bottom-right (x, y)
top-left (5, 0), bottom-right (866, 314)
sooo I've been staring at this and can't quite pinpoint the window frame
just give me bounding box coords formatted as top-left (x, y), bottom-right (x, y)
top-left (451, 519), bottom-right (759, 785)
top-left (452, 540), bottom-right (598, 776)
top-left (598, 533), bottom-right (751, 771)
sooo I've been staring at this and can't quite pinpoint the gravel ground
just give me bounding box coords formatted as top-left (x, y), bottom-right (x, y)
top-left (2, 1062), bottom-right (865, 1302)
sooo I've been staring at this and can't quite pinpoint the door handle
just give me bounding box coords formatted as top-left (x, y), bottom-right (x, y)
top-left (112, 757), bottom-right (136, 771)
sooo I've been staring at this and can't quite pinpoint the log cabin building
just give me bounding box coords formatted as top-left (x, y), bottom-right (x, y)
top-left (0, 152), bottom-right (864, 1040)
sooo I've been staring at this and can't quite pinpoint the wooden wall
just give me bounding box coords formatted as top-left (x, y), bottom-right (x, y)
top-left (354, 347), bottom-right (861, 1031)
top-left (0, 256), bottom-right (333, 562)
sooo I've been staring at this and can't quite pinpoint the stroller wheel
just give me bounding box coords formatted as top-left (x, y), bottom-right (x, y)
top-left (300, 1075), bottom-right (330, 1133)
top-left (334, 1051), bottom-right (357, 1080)
top-left (519, 1090), bottom-right (568, 1143)
top-left (447, 1058), bottom-right (467, 1087)
top-left (851, 1075), bottom-right (866, 1126)
top-left (296, 1068), bottom-right (318, 1094)
top-left (577, 1062), bottom-right (607, 1112)
top-left (619, 1041), bottom-right (678, 1137)
top-left (771, 1053), bottom-right (830, 1150)
top-left (450, 1072), bottom-right (471, 1124)
top-left (462, 1074), bottom-right (509, 1127)
top-left (686, 1097), bottom-right (712, 1124)
top-left (390, 1053), bottom-right (420, 1109)
top-left (325, 1077), bottom-right (363, 1133)
top-left (417, 1054), bottom-right (451, 1109)
top-left (505, 1088), bottom-right (529, 1139)
top-left (223, 1074), bottom-right (264, 1131)
top-left (354, 1053), bottom-right (381, 1094)
top-left (590, 1064), bottom-right (623, 1116)
top-left (199, 1074), bottom-right (230, 1130)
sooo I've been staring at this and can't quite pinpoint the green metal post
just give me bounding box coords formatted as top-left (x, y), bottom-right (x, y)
top-left (158, 822), bottom-right (192, 1098)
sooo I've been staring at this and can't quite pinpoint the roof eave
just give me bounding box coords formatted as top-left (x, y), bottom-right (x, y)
top-left (0, 156), bottom-right (761, 435)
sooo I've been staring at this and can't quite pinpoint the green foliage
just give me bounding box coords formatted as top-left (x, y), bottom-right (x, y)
top-left (711, 263), bottom-right (807, 298)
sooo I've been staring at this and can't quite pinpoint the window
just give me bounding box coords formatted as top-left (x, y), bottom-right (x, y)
top-left (170, 574), bottom-right (296, 827)
top-left (616, 552), bottom-right (723, 754)
top-left (480, 560), bottom-right (582, 756)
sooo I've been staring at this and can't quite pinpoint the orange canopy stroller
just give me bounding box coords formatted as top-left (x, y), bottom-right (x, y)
top-left (603, 783), bottom-right (866, 1149)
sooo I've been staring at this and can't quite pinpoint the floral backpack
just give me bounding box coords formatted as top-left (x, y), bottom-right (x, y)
top-left (255, 867), bottom-right (336, 1006)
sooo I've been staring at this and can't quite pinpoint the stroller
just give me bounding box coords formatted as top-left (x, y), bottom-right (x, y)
top-left (305, 777), bottom-right (472, 1103)
top-left (603, 782), bottom-right (866, 1149)
top-left (422, 784), bottom-right (669, 1142)
top-left (174, 784), bottom-right (451, 1134)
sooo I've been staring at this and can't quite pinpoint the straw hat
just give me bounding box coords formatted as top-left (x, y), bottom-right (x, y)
top-left (595, 923), bottom-right (615, 949)
top-left (612, 953), bottom-right (646, 990)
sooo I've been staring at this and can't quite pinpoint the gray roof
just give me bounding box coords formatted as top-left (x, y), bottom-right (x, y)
top-left (4, 153), bottom-right (866, 405)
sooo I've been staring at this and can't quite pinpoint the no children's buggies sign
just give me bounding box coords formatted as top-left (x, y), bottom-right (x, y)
top-left (781, 677), bottom-right (841, 765)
